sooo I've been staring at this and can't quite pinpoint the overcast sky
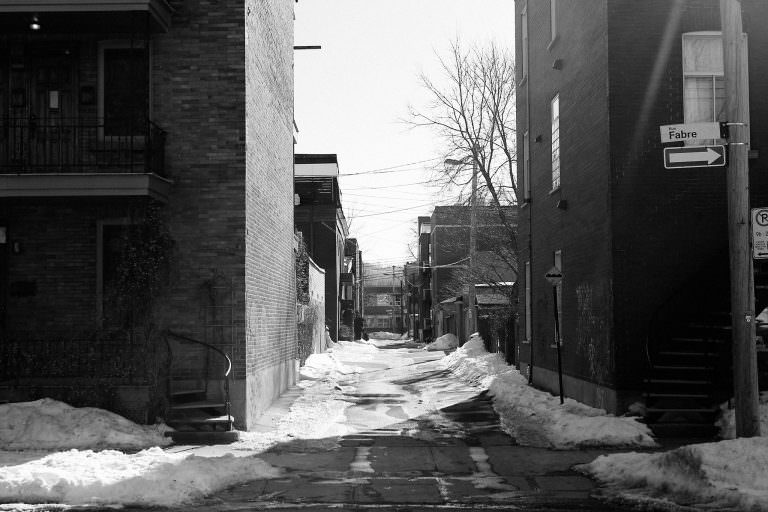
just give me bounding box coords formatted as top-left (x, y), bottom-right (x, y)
top-left (294, 0), bottom-right (515, 274)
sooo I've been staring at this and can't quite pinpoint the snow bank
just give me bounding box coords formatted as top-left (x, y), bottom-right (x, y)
top-left (0, 447), bottom-right (281, 507)
top-left (716, 392), bottom-right (768, 439)
top-left (442, 335), bottom-right (656, 449)
top-left (579, 437), bottom-right (768, 511)
top-left (299, 346), bottom-right (366, 381)
top-left (424, 333), bottom-right (458, 352)
top-left (0, 399), bottom-right (171, 451)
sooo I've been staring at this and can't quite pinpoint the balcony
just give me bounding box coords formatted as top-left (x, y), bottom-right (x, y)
top-left (0, 118), bottom-right (171, 201)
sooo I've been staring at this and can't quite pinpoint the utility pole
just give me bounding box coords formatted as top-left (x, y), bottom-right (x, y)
top-left (467, 152), bottom-right (478, 340)
top-left (391, 265), bottom-right (396, 332)
top-left (721, 0), bottom-right (760, 437)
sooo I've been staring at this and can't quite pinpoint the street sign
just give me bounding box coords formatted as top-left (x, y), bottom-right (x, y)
top-left (545, 266), bottom-right (562, 286)
top-left (660, 122), bottom-right (722, 143)
top-left (752, 208), bottom-right (768, 259)
top-left (663, 145), bottom-right (726, 169)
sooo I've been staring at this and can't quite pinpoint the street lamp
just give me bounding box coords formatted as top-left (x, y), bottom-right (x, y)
top-left (444, 152), bottom-right (478, 341)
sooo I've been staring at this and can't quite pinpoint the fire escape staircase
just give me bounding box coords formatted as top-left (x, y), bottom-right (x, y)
top-left (163, 330), bottom-right (238, 444)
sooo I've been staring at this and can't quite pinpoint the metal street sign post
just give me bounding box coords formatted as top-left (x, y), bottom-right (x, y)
top-left (663, 145), bottom-right (726, 169)
top-left (752, 208), bottom-right (768, 259)
top-left (545, 266), bottom-right (564, 404)
top-left (660, 122), bottom-right (723, 143)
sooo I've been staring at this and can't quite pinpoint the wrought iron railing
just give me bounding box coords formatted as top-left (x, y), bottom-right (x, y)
top-left (164, 330), bottom-right (232, 424)
top-left (0, 117), bottom-right (166, 175)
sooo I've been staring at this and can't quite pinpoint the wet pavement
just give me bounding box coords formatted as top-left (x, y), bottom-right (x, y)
top-left (186, 343), bottom-right (632, 511)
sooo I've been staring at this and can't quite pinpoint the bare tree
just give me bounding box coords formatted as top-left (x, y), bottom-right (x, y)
top-left (410, 40), bottom-right (518, 289)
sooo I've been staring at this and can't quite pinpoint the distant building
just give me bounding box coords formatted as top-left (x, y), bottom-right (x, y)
top-left (294, 154), bottom-right (349, 342)
top-left (363, 265), bottom-right (404, 333)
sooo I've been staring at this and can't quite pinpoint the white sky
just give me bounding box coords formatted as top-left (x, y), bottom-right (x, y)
top-left (294, 0), bottom-right (515, 271)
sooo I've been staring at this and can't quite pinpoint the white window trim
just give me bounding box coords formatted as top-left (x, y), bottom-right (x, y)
top-left (523, 130), bottom-right (531, 201)
top-left (524, 261), bottom-right (531, 344)
top-left (521, 5), bottom-right (529, 79)
top-left (551, 93), bottom-right (560, 191)
top-left (97, 40), bottom-right (151, 141)
top-left (549, 0), bottom-right (558, 46)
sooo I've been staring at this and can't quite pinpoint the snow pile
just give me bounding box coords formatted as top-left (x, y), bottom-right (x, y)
top-left (442, 335), bottom-right (656, 449)
top-left (716, 392), bottom-right (768, 439)
top-left (299, 346), bottom-right (365, 381)
top-left (424, 333), bottom-right (459, 352)
top-left (578, 437), bottom-right (768, 511)
top-left (0, 447), bottom-right (281, 507)
top-left (0, 399), bottom-right (171, 451)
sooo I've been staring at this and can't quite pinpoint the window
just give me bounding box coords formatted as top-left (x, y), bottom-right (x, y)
top-left (682, 33), bottom-right (725, 125)
top-left (523, 131), bottom-right (531, 200)
top-left (550, 0), bottom-right (558, 44)
top-left (394, 295), bottom-right (401, 307)
top-left (551, 94), bottom-right (560, 190)
top-left (524, 261), bottom-right (531, 342)
top-left (98, 41), bottom-right (149, 137)
top-left (553, 250), bottom-right (563, 344)
top-left (521, 6), bottom-right (528, 78)
top-left (682, 31), bottom-right (749, 144)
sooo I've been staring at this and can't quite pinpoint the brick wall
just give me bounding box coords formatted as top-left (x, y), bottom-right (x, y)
top-left (608, 0), bottom-right (768, 390)
top-left (243, 0), bottom-right (296, 426)
top-left (516, 0), bottom-right (614, 395)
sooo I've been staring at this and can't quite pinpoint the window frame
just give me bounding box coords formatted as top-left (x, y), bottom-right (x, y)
top-left (550, 93), bottom-right (560, 191)
top-left (97, 40), bottom-right (151, 141)
top-left (523, 130), bottom-right (531, 201)
top-left (553, 250), bottom-right (563, 345)
top-left (549, 0), bottom-right (558, 45)
top-left (520, 4), bottom-right (529, 79)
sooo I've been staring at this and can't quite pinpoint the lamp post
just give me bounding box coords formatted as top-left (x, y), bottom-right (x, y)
top-left (444, 153), bottom-right (478, 341)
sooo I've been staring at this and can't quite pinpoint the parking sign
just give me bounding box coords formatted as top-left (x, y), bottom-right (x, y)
top-left (752, 208), bottom-right (768, 259)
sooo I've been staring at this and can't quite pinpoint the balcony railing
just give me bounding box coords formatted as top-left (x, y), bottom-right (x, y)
top-left (0, 117), bottom-right (166, 176)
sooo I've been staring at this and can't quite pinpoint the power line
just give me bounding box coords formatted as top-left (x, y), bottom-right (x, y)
top-left (344, 179), bottom-right (443, 191)
top-left (347, 202), bottom-right (437, 219)
top-left (340, 158), bottom-right (441, 177)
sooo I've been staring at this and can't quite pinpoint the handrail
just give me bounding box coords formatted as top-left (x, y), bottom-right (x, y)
top-left (164, 330), bottom-right (232, 426)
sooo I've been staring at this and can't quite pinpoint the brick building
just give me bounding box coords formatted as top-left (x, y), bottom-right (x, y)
top-left (364, 264), bottom-right (404, 333)
top-left (516, 0), bottom-right (768, 432)
top-left (0, 0), bottom-right (296, 434)
top-left (294, 154), bottom-right (349, 342)
top-left (429, 205), bottom-right (516, 344)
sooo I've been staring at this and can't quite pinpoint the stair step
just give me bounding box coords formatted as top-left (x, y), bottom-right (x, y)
top-left (659, 351), bottom-right (718, 357)
top-left (170, 400), bottom-right (226, 410)
top-left (644, 392), bottom-right (709, 399)
top-left (166, 430), bottom-right (239, 445)
top-left (170, 389), bottom-right (206, 397)
top-left (644, 378), bottom-right (711, 385)
top-left (653, 365), bottom-right (709, 371)
top-left (168, 415), bottom-right (233, 425)
top-left (646, 407), bottom-right (718, 413)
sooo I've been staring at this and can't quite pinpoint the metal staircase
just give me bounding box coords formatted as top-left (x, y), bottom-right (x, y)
top-left (164, 330), bottom-right (238, 444)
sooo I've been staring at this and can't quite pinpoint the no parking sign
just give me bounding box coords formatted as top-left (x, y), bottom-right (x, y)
top-left (752, 208), bottom-right (768, 259)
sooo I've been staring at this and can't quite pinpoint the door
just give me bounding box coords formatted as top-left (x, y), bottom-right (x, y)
top-left (0, 224), bottom-right (7, 341)
top-left (7, 44), bottom-right (77, 170)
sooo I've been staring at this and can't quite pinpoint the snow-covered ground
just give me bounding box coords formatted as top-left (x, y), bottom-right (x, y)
top-left (579, 438), bottom-right (768, 511)
top-left (444, 335), bottom-right (657, 449)
top-left (1, 335), bottom-right (766, 510)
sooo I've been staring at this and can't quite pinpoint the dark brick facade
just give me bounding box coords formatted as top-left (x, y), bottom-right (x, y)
top-left (516, 0), bottom-right (768, 412)
top-left (0, 0), bottom-right (296, 428)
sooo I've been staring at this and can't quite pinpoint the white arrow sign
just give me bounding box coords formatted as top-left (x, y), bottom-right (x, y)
top-left (663, 145), bottom-right (726, 169)
top-left (669, 147), bottom-right (722, 165)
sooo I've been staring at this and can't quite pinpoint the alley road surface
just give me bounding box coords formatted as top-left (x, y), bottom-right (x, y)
top-left (188, 339), bottom-right (630, 512)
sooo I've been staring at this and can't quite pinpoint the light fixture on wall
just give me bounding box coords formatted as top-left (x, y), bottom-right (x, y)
top-left (29, 15), bottom-right (41, 31)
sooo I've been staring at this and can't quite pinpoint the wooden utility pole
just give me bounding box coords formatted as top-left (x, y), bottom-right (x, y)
top-left (720, 0), bottom-right (760, 437)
